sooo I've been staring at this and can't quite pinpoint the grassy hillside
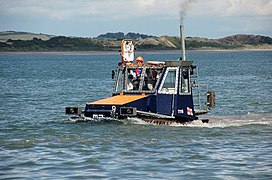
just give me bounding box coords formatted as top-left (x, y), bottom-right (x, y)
top-left (0, 31), bottom-right (54, 43)
top-left (0, 31), bottom-right (271, 51)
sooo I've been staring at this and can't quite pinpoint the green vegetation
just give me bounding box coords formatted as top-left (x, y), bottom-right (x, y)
top-left (0, 31), bottom-right (271, 52)
top-left (0, 37), bottom-right (110, 51)
top-left (185, 40), bottom-right (243, 50)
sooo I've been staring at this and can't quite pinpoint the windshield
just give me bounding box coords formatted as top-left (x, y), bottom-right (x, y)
top-left (114, 66), bottom-right (163, 93)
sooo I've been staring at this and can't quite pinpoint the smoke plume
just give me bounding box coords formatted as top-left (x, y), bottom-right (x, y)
top-left (179, 0), bottom-right (195, 25)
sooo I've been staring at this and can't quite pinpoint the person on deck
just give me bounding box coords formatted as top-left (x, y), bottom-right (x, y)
top-left (127, 74), bottom-right (134, 90)
top-left (136, 56), bottom-right (144, 66)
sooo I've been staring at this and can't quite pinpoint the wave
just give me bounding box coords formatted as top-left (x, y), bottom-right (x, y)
top-left (64, 112), bottom-right (272, 128)
top-left (191, 112), bottom-right (272, 128)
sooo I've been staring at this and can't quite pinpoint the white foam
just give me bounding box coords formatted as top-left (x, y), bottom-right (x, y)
top-left (193, 113), bottom-right (272, 128)
top-left (64, 113), bottom-right (272, 128)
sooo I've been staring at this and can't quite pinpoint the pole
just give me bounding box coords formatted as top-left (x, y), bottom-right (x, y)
top-left (180, 25), bottom-right (186, 61)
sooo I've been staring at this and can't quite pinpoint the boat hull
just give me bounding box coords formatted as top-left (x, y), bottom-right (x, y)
top-left (84, 93), bottom-right (198, 122)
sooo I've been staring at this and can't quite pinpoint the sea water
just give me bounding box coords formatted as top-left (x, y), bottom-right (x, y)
top-left (0, 51), bottom-right (271, 179)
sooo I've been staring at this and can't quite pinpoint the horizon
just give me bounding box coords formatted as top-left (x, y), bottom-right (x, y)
top-left (1, 30), bottom-right (272, 40)
top-left (1, 30), bottom-right (271, 40)
top-left (1, 0), bottom-right (272, 39)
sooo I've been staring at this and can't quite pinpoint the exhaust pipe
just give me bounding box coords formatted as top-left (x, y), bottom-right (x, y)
top-left (180, 25), bottom-right (186, 61)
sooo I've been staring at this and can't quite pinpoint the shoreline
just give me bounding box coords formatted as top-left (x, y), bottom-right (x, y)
top-left (0, 48), bottom-right (272, 55)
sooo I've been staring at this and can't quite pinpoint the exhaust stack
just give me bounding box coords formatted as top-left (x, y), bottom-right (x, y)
top-left (180, 25), bottom-right (186, 61)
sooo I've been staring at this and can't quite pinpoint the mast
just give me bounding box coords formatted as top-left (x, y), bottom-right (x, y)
top-left (180, 25), bottom-right (186, 61)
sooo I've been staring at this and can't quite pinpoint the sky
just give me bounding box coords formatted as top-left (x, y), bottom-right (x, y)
top-left (0, 0), bottom-right (272, 39)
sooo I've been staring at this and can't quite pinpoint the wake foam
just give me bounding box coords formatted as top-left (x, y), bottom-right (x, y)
top-left (65, 113), bottom-right (272, 128)
top-left (194, 113), bottom-right (272, 128)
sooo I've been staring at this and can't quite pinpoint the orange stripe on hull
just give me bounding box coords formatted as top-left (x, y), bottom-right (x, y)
top-left (87, 94), bottom-right (146, 105)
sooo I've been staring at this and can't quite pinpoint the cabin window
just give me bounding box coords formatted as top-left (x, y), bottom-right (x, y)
top-left (180, 68), bottom-right (191, 94)
top-left (115, 66), bottom-right (163, 93)
top-left (143, 67), bottom-right (162, 91)
top-left (115, 68), bottom-right (124, 93)
top-left (159, 68), bottom-right (178, 94)
top-left (126, 67), bottom-right (143, 91)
